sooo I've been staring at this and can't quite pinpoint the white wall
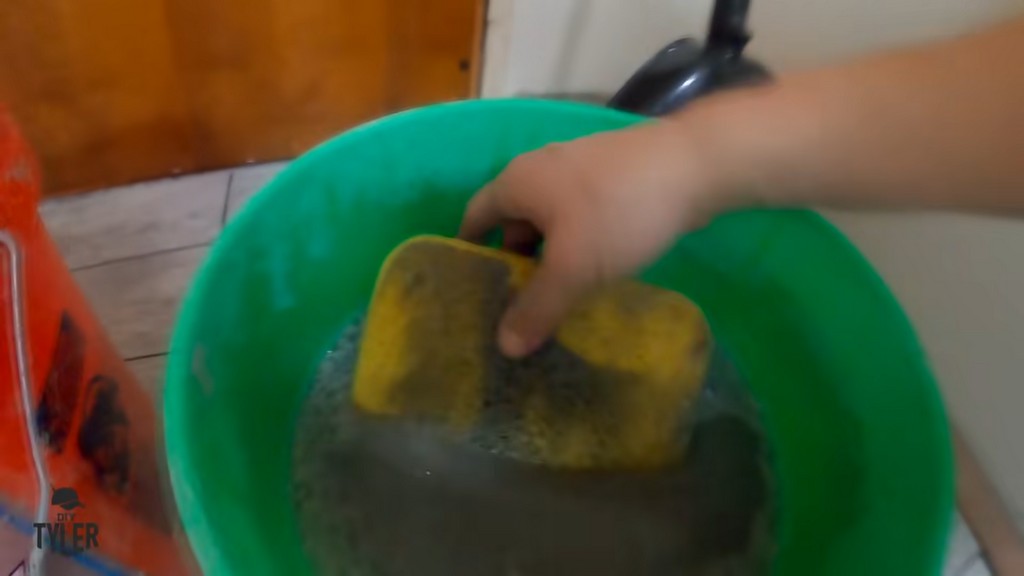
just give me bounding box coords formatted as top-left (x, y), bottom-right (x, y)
top-left (482, 0), bottom-right (1024, 514)
top-left (483, 0), bottom-right (1020, 96)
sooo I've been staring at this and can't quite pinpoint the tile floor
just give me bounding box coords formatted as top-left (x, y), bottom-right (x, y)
top-left (39, 162), bottom-right (287, 400)
top-left (37, 162), bottom-right (991, 575)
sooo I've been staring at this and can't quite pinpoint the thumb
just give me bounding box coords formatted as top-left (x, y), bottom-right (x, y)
top-left (498, 244), bottom-right (592, 358)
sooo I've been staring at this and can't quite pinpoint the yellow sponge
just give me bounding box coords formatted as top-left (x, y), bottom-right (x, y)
top-left (353, 235), bottom-right (711, 469)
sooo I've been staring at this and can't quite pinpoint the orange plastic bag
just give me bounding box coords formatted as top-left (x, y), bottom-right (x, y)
top-left (0, 106), bottom-right (193, 574)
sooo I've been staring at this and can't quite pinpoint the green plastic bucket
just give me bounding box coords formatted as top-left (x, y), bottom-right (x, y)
top-left (165, 99), bottom-right (953, 575)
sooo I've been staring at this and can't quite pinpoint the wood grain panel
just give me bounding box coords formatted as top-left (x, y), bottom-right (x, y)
top-left (386, 0), bottom-right (483, 110)
top-left (0, 0), bottom-right (195, 192)
top-left (0, 0), bottom-right (482, 195)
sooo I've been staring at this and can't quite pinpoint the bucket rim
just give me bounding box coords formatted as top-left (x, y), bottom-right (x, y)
top-left (163, 98), bottom-right (953, 576)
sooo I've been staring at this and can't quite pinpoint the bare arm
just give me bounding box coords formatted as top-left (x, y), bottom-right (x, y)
top-left (694, 17), bottom-right (1024, 214)
top-left (461, 17), bottom-right (1024, 357)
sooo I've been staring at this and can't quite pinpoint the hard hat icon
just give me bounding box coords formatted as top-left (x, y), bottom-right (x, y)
top-left (50, 486), bottom-right (85, 511)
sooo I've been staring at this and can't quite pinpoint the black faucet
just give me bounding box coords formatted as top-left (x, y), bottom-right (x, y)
top-left (608, 0), bottom-right (769, 117)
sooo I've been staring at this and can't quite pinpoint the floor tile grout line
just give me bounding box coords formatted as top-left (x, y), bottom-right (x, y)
top-left (951, 551), bottom-right (984, 576)
top-left (124, 351), bottom-right (169, 362)
top-left (221, 171), bottom-right (235, 225)
top-left (978, 552), bottom-right (996, 575)
top-left (70, 242), bottom-right (211, 273)
top-left (40, 169), bottom-right (235, 208)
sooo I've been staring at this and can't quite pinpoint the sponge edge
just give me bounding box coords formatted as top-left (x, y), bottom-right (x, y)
top-left (353, 235), bottom-right (712, 470)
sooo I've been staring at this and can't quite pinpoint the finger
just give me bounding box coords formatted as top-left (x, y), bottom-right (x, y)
top-left (498, 236), bottom-right (592, 358)
top-left (459, 184), bottom-right (504, 242)
top-left (501, 220), bottom-right (541, 256)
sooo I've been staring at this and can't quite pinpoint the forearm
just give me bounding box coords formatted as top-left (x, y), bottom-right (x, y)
top-left (681, 17), bottom-right (1024, 214)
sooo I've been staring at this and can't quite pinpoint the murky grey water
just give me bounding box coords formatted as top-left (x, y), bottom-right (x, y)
top-left (293, 315), bottom-right (776, 576)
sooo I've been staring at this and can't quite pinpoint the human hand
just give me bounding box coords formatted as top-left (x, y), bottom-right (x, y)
top-left (459, 120), bottom-right (722, 358)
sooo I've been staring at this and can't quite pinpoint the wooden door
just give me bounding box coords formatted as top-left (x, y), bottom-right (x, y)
top-left (0, 0), bottom-right (483, 195)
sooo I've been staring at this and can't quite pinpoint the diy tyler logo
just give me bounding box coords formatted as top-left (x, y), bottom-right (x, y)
top-left (32, 486), bottom-right (100, 554)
